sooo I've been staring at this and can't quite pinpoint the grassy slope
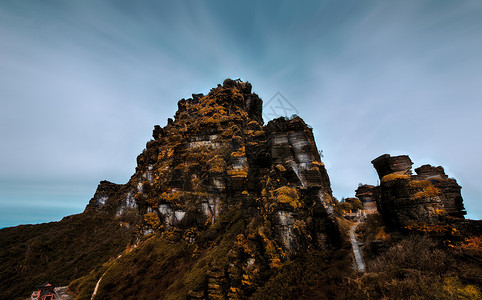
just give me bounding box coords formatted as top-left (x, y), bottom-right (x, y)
top-left (70, 207), bottom-right (245, 299)
top-left (4, 207), bottom-right (479, 299)
top-left (0, 212), bottom-right (133, 300)
top-left (71, 206), bottom-right (358, 300)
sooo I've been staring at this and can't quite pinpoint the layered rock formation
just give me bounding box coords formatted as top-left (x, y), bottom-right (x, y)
top-left (369, 154), bottom-right (466, 228)
top-left (77, 79), bottom-right (339, 298)
top-left (371, 154), bottom-right (413, 179)
top-left (413, 165), bottom-right (466, 218)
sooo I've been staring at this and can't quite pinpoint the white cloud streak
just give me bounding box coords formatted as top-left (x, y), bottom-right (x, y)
top-left (0, 0), bottom-right (481, 226)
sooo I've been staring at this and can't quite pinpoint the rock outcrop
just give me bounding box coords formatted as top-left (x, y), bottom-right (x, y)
top-left (355, 184), bottom-right (378, 213)
top-left (371, 154), bottom-right (413, 179)
top-left (414, 165), bottom-right (466, 218)
top-left (369, 154), bottom-right (466, 228)
top-left (76, 79), bottom-right (339, 298)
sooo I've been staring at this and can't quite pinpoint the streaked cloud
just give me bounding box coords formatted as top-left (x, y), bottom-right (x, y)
top-left (1, 0), bottom-right (481, 226)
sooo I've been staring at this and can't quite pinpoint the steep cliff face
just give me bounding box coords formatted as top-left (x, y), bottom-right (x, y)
top-left (73, 79), bottom-right (339, 299)
top-left (369, 154), bottom-right (466, 228)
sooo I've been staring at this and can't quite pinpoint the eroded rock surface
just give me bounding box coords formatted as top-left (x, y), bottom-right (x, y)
top-left (414, 165), bottom-right (466, 218)
top-left (371, 154), bottom-right (413, 179)
top-left (369, 154), bottom-right (466, 228)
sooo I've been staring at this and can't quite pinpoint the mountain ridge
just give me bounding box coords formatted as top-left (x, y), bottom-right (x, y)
top-left (0, 79), bottom-right (480, 299)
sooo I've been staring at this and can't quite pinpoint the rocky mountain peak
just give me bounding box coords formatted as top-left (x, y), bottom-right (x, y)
top-left (76, 79), bottom-right (341, 298)
top-left (85, 78), bottom-right (338, 255)
top-left (172, 78), bottom-right (263, 129)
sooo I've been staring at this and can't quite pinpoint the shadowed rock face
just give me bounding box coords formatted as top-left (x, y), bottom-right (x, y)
top-left (355, 185), bottom-right (378, 212)
top-left (79, 79), bottom-right (339, 298)
top-left (370, 154), bottom-right (466, 228)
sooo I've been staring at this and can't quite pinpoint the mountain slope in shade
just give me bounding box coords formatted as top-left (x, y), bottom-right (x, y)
top-left (0, 213), bottom-right (134, 299)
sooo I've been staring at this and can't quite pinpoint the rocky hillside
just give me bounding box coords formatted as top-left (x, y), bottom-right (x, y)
top-left (83, 79), bottom-right (337, 252)
top-left (69, 78), bottom-right (342, 299)
top-left (0, 79), bottom-right (480, 299)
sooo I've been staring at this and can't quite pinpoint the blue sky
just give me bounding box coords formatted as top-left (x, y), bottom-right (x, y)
top-left (1, 0), bottom-right (481, 227)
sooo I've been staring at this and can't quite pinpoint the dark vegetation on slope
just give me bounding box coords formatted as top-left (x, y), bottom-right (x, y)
top-left (345, 214), bottom-right (482, 299)
top-left (70, 206), bottom-right (244, 300)
top-left (250, 246), bottom-right (354, 300)
top-left (71, 205), bottom-right (356, 300)
top-left (69, 212), bottom-right (482, 299)
top-left (0, 212), bottom-right (134, 299)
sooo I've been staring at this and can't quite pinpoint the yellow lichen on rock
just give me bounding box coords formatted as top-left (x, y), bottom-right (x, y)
top-left (143, 212), bottom-right (161, 230)
top-left (410, 180), bottom-right (440, 200)
top-left (271, 186), bottom-right (301, 208)
top-left (382, 173), bottom-right (410, 181)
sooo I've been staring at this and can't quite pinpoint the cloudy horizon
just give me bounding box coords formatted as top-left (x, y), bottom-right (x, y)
top-left (1, 0), bottom-right (481, 227)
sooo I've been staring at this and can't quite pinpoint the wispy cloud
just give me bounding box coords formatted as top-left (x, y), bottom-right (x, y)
top-left (1, 0), bottom-right (481, 226)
